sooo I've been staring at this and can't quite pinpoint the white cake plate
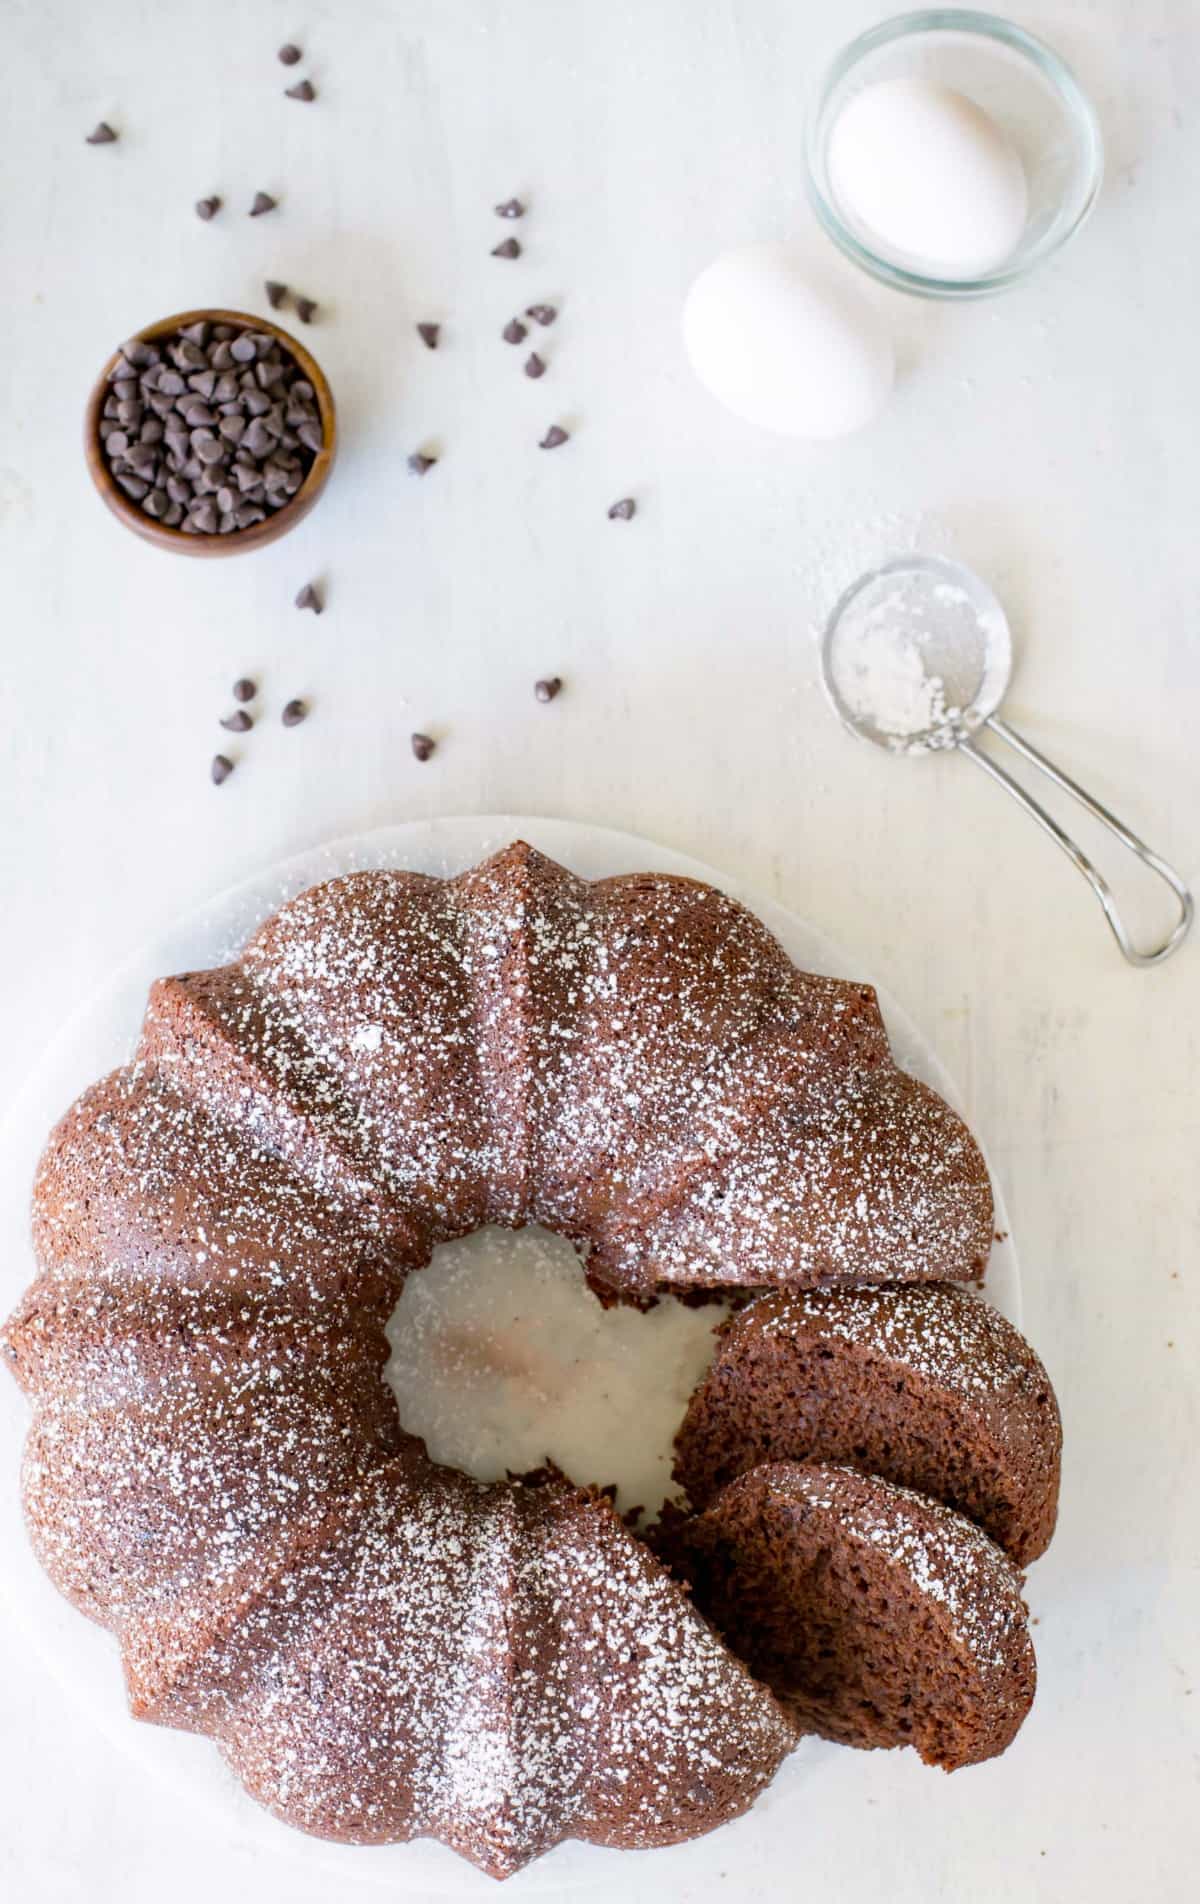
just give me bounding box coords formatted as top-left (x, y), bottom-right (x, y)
top-left (0, 818), bottom-right (1019, 1900)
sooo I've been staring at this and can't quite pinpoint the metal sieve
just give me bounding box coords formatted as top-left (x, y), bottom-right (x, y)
top-left (821, 555), bottom-right (1192, 967)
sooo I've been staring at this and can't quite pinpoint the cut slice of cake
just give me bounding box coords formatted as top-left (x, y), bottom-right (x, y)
top-left (674, 1283), bottom-right (1061, 1564)
top-left (667, 1461), bottom-right (1036, 1770)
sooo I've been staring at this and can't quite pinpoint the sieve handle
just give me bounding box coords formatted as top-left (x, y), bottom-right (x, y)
top-left (958, 717), bottom-right (1193, 968)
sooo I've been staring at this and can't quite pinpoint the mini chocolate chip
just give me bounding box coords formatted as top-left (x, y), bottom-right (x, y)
top-left (265, 280), bottom-right (288, 309)
top-left (407, 451), bottom-right (436, 475)
top-left (539, 425), bottom-right (568, 449)
top-left (282, 698), bottom-right (308, 727)
top-left (524, 353), bottom-right (546, 379)
top-left (230, 334), bottom-right (259, 364)
top-left (285, 79), bottom-right (316, 102)
top-left (294, 582), bottom-right (323, 614)
top-left (608, 497), bottom-right (636, 520)
top-left (106, 430), bottom-right (130, 456)
top-left (534, 676), bottom-right (563, 702)
top-left (417, 322), bottom-right (440, 350)
top-left (221, 709), bottom-right (253, 733)
top-left (179, 321), bottom-right (210, 347)
top-left (503, 318), bottom-right (528, 345)
top-left (249, 192), bottom-right (277, 217)
top-left (233, 677), bottom-right (257, 703)
top-left (117, 474), bottom-right (150, 501)
top-left (211, 754), bottom-right (234, 785)
top-left (491, 237), bottom-right (521, 259)
top-left (195, 195), bottom-right (222, 220)
top-left (86, 122), bottom-right (117, 144)
top-left (295, 296), bottom-right (318, 324)
top-left (494, 198), bottom-right (525, 219)
top-left (410, 732), bottom-right (436, 761)
top-left (525, 304), bottom-right (558, 326)
top-left (278, 42), bottom-right (302, 64)
top-left (297, 420), bottom-right (323, 453)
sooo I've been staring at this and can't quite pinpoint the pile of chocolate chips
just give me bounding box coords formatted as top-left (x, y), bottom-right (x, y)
top-left (97, 320), bottom-right (324, 535)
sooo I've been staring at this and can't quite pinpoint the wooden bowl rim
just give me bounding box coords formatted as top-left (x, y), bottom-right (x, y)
top-left (83, 307), bottom-right (337, 556)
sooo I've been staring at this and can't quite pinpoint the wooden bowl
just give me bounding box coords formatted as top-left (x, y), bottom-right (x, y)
top-left (84, 307), bottom-right (337, 556)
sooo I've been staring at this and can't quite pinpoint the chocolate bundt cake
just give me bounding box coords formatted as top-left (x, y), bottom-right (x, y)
top-left (670, 1462), bottom-right (1036, 1770)
top-left (674, 1283), bottom-right (1061, 1564)
top-left (2, 841), bottom-right (996, 1875)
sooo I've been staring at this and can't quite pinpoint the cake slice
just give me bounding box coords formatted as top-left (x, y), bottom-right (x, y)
top-left (674, 1283), bottom-right (1061, 1564)
top-left (668, 1461), bottom-right (1035, 1770)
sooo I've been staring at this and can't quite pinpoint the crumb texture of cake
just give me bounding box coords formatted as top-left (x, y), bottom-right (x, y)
top-left (668, 1461), bottom-right (1036, 1771)
top-left (674, 1282), bottom-right (1061, 1563)
top-left (0, 841), bottom-right (997, 1875)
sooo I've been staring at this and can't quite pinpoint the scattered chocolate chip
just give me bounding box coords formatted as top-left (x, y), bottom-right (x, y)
top-left (534, 676), bottom-right (563, 703)
top-left (249, 192), bottom-right (277, 217)
top-left (195, 195), bottom-right (222, 220)
top-left (233, 677), bottom-right (257, 703)
top-left (211, 754), bottom-right (234, 785)
top-left (411, 732), bottom-right (436, 761)
top-left (294, 296), bottom-right (318, 324)
top-left (220, 709), bottom-right (253, 733)
top-left (608, 497), bottom-right (636, 520)
top-left (494, 198), bottom-right (525, 219)
top-left (265, 280), bottom-right (288, 309)
top-left (278, 42), bottom-right (302, 64)
top-left (524, 352), bottom-right (546, 379)
top-left (294, 581), bottom-right (323, 614)
top-left (86, 122), bottom-right (117, 145)
top-left (539, 425), bottom-right (568, 449)
top-left (407, 451), bottom-right (436, 475)
top-left (525, 304), bottom-right (558, 326)
top-left (502, 317), bottom-right (528, 345)
top-left (491, 237), bottom-right (521, 260)
top-left (281, 698), bottom-right (308, 727)
top-left (417, 322), bottom-right (440, 350)
top-left (285, 79), bottom-right (316, 101)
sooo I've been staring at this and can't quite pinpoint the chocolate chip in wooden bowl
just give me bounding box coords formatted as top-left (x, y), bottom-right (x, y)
top-left (525, 304), bottom-right (558, 326)
top-left (285, 79), bottom-right (316, 102)
top-left (538, 425), bottom-right (569, 449)
top-left (534, 676), bottom-right (563, 703)
top-left (265, 280), bottom-right (288, 309)
top-left (86, 121), bottom-right (118, 145)
top-left (281, 698), bottom-right (308, 727)
top-left (491, 237), bottom-right (521, 260)
top-left (220, 709), bottom-right (253, 733)
top-left (94, 317), bottom-right (327, 543)
top-left (494, 198), bottom-right (526, 219)
top-left (295, 296), bottom-right (318, 325)
top-left (211, 754), bottom-right (234, 786)
top-left (195, 195), bottom-right (222, 221)
top-left (233, 677), bottom-right (257, 702)
top-left (407, 450), bottom-right (437, 476)
top-left (249, 191), bottom-right (277, 216)
top-left (278, 42), bottom-right (302, 64)
top-left (294, 581), bottom-right (323, 613)
top-left (502, 317), bottom-right (528, 345)
top-left (417, 322), bottom-right (440, 350)
top-left (524, 353), bottom-right (546, 380)
top-left (411, 732), bottom-right (436, 762)
top-left (608, 497), bottom-right (636, 520)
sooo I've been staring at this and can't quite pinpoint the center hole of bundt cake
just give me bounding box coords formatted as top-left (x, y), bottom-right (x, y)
top-left (384, 1226), bottom-right (726, 1521)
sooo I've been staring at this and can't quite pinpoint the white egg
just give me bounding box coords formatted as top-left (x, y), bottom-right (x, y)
top-left (828, 77), bottom-right (1028, 279)
top-left (681, 242), bottom-right (894, 440)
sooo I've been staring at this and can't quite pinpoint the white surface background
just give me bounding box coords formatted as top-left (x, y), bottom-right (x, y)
top-left (1, 1), bottom-right (1197, 1899)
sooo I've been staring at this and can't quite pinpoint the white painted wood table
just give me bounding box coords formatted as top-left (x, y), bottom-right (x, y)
top-left (1, 1), bottom-right (1197, 1899)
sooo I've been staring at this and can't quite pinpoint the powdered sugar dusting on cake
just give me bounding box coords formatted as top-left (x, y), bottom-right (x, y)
top-left (0, 841), bottom-right (998, 1877)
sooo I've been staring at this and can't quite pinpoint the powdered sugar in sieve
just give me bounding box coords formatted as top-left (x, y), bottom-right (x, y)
top-left (822, 555), bottom-right (1011, 753)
